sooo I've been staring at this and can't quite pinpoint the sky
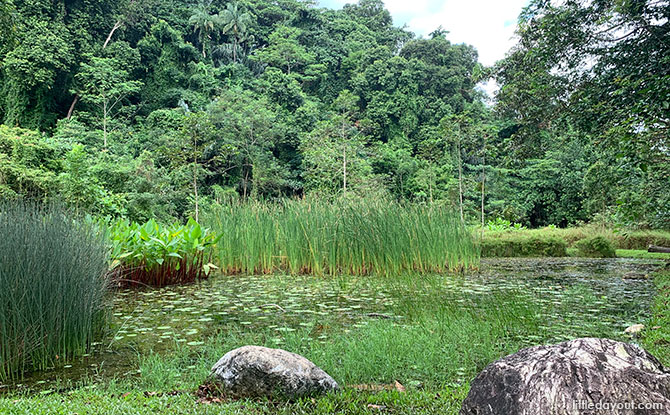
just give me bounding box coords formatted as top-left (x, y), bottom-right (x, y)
top-left (317, 0), bottom-right (529, 67)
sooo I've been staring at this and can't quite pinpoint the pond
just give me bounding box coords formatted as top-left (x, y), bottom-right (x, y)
top-left (1, 257), bottom-right (664, 393)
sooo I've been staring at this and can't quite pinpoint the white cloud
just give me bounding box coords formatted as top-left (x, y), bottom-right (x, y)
top-left (403, 0), bottom-right (526, 66)
top-left (319, 0), bottom-right (527, 66)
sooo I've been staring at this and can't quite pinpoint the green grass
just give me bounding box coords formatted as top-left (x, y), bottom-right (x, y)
top-left (575, 236), bottom-right (616, 258)
top-left (0, 386), bottom-right (468, 414)
top-left (481, 225), bottom-right (670, 258)
top-left (643, 270), bottom-right (670, 365)
top-left (0, 201), bottom-right (110, 381)
top-left (480, 233), bottom-right (567, 257)
top-left (204, 198), bottom-right (478, 276)
top-left (0, 265), bottom-right (645, 414)
top-left (0, 277), bottom-right (536, 414)
top-left (617, 249), bottom-right (670, 260)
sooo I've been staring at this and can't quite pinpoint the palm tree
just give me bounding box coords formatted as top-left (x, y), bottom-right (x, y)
top-left (189, 0), bottom-right (219, 58)
top-left (219, 2), bottom-right (252, 63)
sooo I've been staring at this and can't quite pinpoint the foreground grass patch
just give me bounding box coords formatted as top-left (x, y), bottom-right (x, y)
top-left (643, 270), bottom-right (670, 365)
top-left (0, 385), bottom-right (468, 415)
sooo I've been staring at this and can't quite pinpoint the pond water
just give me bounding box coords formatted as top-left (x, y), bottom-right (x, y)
top-left (1, 257), bottom-right (664, 393)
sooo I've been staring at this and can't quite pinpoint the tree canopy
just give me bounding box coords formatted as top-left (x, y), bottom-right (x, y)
top-left (0, 0), bottom-right (667, 229)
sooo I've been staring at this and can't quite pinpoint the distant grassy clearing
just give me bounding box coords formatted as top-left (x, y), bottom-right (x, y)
top-left (617, 249), bottom-right (670, 260)
top-left (204, 198), bottom-right (477, 276)
top-left (481, 226), bottom-right (670, 258)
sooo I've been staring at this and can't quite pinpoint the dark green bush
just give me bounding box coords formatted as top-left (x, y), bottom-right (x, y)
top-left (575, 236), bottom-right (616, 258)
top-left (0, 201), bottom-right (110, 381)
top-left (481, 234), bottom-right (567, 257)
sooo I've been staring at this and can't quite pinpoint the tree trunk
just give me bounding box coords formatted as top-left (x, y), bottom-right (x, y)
top-left (103, 21), bottom-right (122, 49)
top-left (66, 95), bottom-right (79, 120)
top-left (481, 152), bottom-right (485, 238)
top-left (103, 100), bottom-right (108, 149)
top-left (649, 245), bottom-right (670, 253)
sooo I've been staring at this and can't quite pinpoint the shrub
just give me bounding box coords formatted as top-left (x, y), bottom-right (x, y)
top-left (486, 218), bottom-right (527, 232)
top-left (109, 218), bottom-right (220, 287)
top-left (0, 201), bottom-right (109, 381)
top-left (575, 236), bottom-right (616, 258)
top-left (480, 234), bottom-right (567, 257)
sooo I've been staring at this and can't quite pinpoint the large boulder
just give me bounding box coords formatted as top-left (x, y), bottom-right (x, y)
top-left (211, 345), bottom-right (339, 398)
top-left (461, 338), bottom-right (670, 415)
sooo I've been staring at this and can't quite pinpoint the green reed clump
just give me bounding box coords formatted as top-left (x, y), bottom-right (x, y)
top-left (109, 218), bottom-right (220, 288)
top-left (204, 198), bottom-right (477, 276)
top-left (0, 201), bottom-right (109, 381)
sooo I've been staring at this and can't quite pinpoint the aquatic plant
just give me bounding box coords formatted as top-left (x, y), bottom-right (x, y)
top-left (0, 201), bottom-right (109, 381)
top-left (108, 218), bottom-right (220, 287)
top-left (204, 197), bottom-right (478, 276)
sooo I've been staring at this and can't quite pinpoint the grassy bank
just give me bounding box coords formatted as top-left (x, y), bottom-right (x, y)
top-left (481, 226), bottom-right (670, 258)
top-left (204, 199), bottom-right (477, 276)
top-left (643, 269), bottom-right (670, 365)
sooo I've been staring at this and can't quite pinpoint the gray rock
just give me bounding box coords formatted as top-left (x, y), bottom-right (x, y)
top-left (211, 345), bottom-right (339, 398)
top-left (461, 338), bottom-right (670, 415)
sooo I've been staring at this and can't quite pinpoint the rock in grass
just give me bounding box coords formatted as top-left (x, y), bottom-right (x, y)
top-left (211, 346), bottom-right (338, 398)
top-left (460, 338), bottom-right (670, 415)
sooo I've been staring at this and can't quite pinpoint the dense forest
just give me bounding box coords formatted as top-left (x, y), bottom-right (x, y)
top-left (1, 0), bottom-right (668, 229)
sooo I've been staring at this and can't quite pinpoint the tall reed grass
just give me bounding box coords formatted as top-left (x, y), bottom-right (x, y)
top-left (0, 201), bottom-right (109, 381)
top-left (204, 198), bottom-right (478, 276)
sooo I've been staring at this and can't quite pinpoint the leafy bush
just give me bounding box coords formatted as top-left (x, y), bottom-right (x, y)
top-left (486, 217), bottom-right (527, 232)
top-left (480, 234), bottom-right (567, 257)
top-left (0, 201), bottom-right (109, 381)
top-left (109, 218), bottom-right (220, 287)
top-left (575, 236), bottom-right (616, 258)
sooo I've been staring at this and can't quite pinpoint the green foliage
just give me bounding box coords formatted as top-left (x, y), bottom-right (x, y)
top-left (495, 0), bottom-right (669, 228)
top-left (0, 0), bottom-right (666, 230)
top-left (109, 218), bottom-right (220, 287)
top-left (480, 234), bottom-right (567, 258)
top-left (58, 145), bottom-right (127, 216)
top-left (0, 201), bottom-right (109, 381)
top-left (575, 236), bottom-right (617, 258)
top-left (204, 197), bottom-right (477, 276)
top-left (485, 218), bottom-right (526, 232)
top-left (252, 26), bottom-right (315, 75)
top-left (0, 125), bottom-right (63, 199)
top-left (74, 54), bottom-right (143, 148)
